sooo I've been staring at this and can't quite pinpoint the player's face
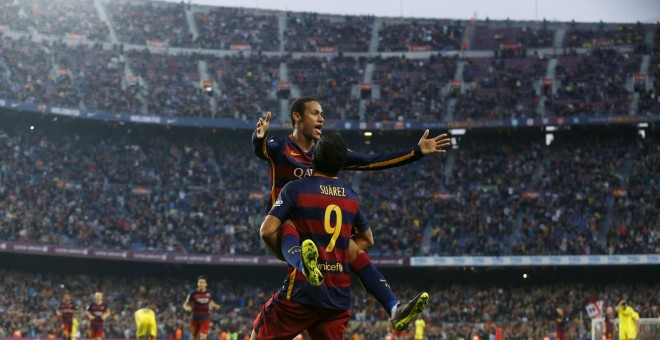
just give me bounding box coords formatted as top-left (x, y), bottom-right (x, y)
top-left (94, 292), bottom-right (103, 303)
top-left (63, 293), bottom-right (71, 302)
top-left (197, 279), bottom-right (207, 291)
top-left (295, 101), bottom-right (324, 141)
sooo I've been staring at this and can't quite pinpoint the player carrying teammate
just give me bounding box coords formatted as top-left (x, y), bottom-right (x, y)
top-left (183, 275), bottom-right (220, 340)
top-left (252, 133), bottom-right (429, 339)
top-left (252, 97), bottom-right (448, 329)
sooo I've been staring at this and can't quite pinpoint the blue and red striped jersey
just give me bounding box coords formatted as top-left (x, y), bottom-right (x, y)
top-left (86, 302), bottom-right (108, 329)
top-left (186, 290), bottom-right (214, 320)
top-left (268, 175), bottom-right (370, 311)
top-left (252, 132), bottom-right (423, 208)
top-left (58, 301), bottom-right (77, 325)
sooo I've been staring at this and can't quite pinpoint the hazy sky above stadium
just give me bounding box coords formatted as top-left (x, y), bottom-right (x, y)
top-left (173, 0), bottom-right (660, 23)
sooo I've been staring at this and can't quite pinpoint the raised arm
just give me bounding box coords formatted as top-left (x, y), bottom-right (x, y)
top-left (616, 299), bottom-right (626, 311)
top-left (252, 111), bottom-right (271, 160)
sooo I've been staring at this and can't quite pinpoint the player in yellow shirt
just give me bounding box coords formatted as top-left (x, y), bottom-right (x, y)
top-left (135, 301), bottom-right (158, 340)
top-left (414, 316), bottom-right (426, 340)
top-left (617, 299), bottom-right (640, 340)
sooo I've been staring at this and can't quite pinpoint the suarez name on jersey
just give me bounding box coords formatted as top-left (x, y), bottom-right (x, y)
top-left (268, 175), bottom-right (370, 311)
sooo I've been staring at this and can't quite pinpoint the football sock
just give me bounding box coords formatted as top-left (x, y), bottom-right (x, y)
top-left (351, 252), bottom-right (398, 317)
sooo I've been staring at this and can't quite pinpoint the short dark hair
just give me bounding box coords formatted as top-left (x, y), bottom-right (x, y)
top-left (313, 133), bottom-right (347, 177)
top-left (290, 97), bottom-right (319, 129)
top-left (197, 275), bottom-right (207, 282)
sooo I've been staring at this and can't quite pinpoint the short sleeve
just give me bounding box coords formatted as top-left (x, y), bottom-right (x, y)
top-left (267, 183), bottom-right (297, 221)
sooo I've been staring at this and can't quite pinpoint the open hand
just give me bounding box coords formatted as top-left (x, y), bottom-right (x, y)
top-left (418, 129), bottom-right (451, 155)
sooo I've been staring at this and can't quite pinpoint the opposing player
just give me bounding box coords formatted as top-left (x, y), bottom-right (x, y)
top-left (252, 97), bottom-right (448, 323)
top-left (183, 275), bottom-right (220, 340)
top-left (414, 316), bottom-right (426, 340)
top-left (135, 300), bottom-right (158, 340)
top-left (252, 134), bottom-right (429, 339)
top-left (617, 299), bottom-right (640, 340)
top-left (85, 291), bottom-right (110, 340)
top-left (55, 291), bottom-right (77, 340)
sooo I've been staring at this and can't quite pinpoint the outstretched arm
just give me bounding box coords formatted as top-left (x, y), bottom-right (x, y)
top-left (344, 130), bottom-right (450, 171)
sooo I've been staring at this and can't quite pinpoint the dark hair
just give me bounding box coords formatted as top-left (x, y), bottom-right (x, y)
top-left (197, 275), bottom-right (207, 282)
top-left (289, 97), bottom-right (319, 129)
top-left (313, 133), bottom-right (347, 177)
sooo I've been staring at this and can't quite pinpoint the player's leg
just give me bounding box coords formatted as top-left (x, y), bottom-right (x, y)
top-left (190, 320), bottom-right (200, 340)
top-left (62, 323), bottom-right (71, 340)
top-left (148, 321), bottom-right (157, 340)
top-left (136, 321), bottom-right (144, 340)
top-left (198, 320), bottom-right (211, 340)
top-left (348, 240), bottom-right (429, 332)
top-left (252, 294), bottom-right (315, 340)
top-left (306, 309), bottom-right (350, 340)
top-left (280, 220), bottom-right (323, 286)
top-left (348, 239), bottom-right (397, 315)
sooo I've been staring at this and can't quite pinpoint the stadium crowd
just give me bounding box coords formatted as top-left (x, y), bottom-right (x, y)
top-left (0, 0), bottom-right (655, 121)
top-left (0, 269), bottom-right (658, 339)
top-left (0, 117), bottom-right (657, 257)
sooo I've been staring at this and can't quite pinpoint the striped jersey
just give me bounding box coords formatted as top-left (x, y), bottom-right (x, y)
top-left (268, 175), bottom-right (369, 311)
top-left (58, 301), bottom-right (77, 325)
top-left (186, 290), bottom-right (214, 320)
top-left (252, 132), bottom-right (423, 208)
top-left (86, 302), bottom-right (108, 329)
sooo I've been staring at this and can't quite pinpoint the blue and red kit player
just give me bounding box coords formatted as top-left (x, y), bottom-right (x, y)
top-left (605, 306), bottom-right (616, 340)
top-left (252, 97), bottom-right (446, 331)
top-left (555, 308), bottom-right (569, 340)
top-left (85, 291), bottom-right (110, 340)
top-left (183, 275), bottom-right (220, 340)
top-left (252, 134), bottom-right (429, 340)
top-left (55, 291), bottom-right (77, 340)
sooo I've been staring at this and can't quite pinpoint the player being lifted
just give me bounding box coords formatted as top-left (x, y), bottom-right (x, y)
top-left (252, 97), bottom-right (448, 327)
top-left (252, 133), bottom-right (429, 339)
top-left (85, 291), bottom-right (110, 340)
top-left (55, 291), bottom-right (77, 340)
top-left (183, 275), bottom-right (220, 340)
